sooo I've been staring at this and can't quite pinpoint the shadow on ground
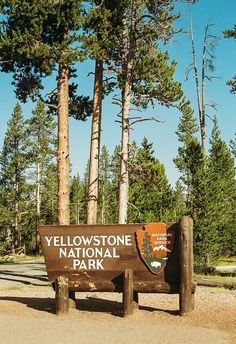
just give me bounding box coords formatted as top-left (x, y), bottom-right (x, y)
top-left (0, 295), bottom-right (179, 317)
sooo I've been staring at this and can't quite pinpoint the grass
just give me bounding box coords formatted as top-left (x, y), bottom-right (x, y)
top-left (195, 273), bottom-right (236, 284)
top-left (216, 256), bottom-right (236, 266)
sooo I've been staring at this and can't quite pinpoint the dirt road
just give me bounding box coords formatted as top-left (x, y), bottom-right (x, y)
top-left (0, 260), bottom-right (47, 288)
top-left (0, 261), bottom-right (235, 344)
top-left (0, 285), bottom-right (235, 344)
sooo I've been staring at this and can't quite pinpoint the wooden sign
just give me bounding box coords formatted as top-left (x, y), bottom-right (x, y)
top-left (39, 217), bottom-right (196, 317)
top-left (39, 223), bottom-right (179, 288)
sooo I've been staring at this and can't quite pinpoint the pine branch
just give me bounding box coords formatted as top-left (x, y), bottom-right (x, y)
top-left (130, 116), bottom-right (164, 127)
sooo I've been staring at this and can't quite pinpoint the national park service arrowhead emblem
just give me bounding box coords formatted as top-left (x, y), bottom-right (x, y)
top-left (136, 223), bottom-right (175, 274)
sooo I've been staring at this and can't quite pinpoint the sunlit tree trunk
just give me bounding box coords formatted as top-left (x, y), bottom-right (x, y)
top-left (35, 162), bottom-right (41, 254)
top-left (87, 59), bottom-right (103, 224)
top-left (57, 63), bottom-right (70, 225)
top-left (118, 0), bottom-right (136, 224)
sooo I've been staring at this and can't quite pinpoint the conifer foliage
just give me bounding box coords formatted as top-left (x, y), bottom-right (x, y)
top-left (0, 104), bottom-right (28, 252)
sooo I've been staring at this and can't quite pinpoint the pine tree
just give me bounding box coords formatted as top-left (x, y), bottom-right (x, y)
top-left (229, 133), bottom-right (236, 158)
top-left (109, 145), bottom-right (121, 223)
top-left (0, 104), bottom-right (28, 252)
top-left (40, 163), bottom-right (58, 225)
top-left (70, 174), bottom-right (87, 224)
top-left (0, 1), bottom-right (86, 225)
top-left (174, 99), bottom-right (202, 211)
top-left (171, 180), bottom-right (187, 221)
top-left (107, 1), bottom-right (186, 224)
top-left (26, 100), bottom-right (56, 253)
top-left (129, 138), bottom-right (174, 223)
top-left (142, 232), bottom-right (153, 257)
top-left (224, 24), bottom-right (236, 93)
top-left (97, 146), bottom-right (113, 224)
top-left (83, 1), bottom-right (120, 224)
top-left (208, 117), bottom-right (236, 256)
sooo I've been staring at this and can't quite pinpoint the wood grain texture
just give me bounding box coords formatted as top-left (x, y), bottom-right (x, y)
top-left (179, 216), bottom-right (194, 316)
top-left (123, 269), bottom-right (134, 317)
top-left (55, 276), bottom-right (69, 315)
top-left (39, 223), bottom-right (179, 287)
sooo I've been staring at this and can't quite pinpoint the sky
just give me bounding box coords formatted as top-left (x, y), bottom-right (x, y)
top-left (0, 0), bottom-right (235, 186)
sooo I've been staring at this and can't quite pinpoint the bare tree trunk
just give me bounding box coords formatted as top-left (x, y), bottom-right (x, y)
top-left (190, 16), bottom-right (202, 135)
top-left (119, 80), bottom-right (131, 224)
top-left (14, 184), bottom-right (19, 251)
top-left (76, 199), bottom-right (80, 224)
top-left (87, 60), bottom-right (103, 225)
top-left (35, 162), bottom-right (41, 254)
top-left (190, 14), bottom-right (207, 158)
top-left (201, 26), bottom-right (208, 158)
top-left (101, 186), bottom-right (105, 224)
top-left (57, 63), bottom-right (70, 225)
top-left (118, 0), bottom-right (136, 224)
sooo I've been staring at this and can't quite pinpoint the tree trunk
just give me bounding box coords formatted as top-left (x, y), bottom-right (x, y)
top-left (118, 0), bottom-right (136, 224)
top-left (119, 79), bottom-right (131, 224)
top-left (201, 26), bottom-right (208, 158)
top-left (14, 180), bottom-right (19, 251)
top-left (101, 186), bottom-right (105, 224)
top-left (57, 63), bottom-right (70, 225)
top-left (190, 14), bottom-right (207, 158)
top-left (35, 162), bottom-right (41, 254)
top-left (87, 60), bottom-right (103, 225)
top-left (190, 15), bottom-right (203, 147)
top-left (76, 199), bottom-right (80, 224)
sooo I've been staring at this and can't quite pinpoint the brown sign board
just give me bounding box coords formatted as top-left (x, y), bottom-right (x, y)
top-left (39, 222), bottom-right (179, 293)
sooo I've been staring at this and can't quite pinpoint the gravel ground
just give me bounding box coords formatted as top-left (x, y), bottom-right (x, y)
top-left (0, 285), bottom-right (235, 344)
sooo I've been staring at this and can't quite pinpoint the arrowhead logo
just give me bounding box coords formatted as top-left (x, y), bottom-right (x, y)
top-left (136, 223), bottom-right (175, 274)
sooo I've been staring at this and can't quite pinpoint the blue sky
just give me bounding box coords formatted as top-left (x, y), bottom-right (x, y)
top-left (0, 0), bottom-right (235, 186)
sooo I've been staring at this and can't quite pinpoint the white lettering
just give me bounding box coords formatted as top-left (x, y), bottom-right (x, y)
top-left (73, 259), bottom-right (80, 269)
top-left (107, 235), bottom-right (116, 246)
top-left (73, 236), bottom-right (82, 246)
top-left (112, 247), bottom-right (120, 258)
top-left (88, 260), bottom-right (96, 269)
top-left (59, 248), bottom-right (67, 258)
top-left (103, 248), bottom-right (112, 258)
top-left (54, 236), bottom-right (60, 246)
top-left (94, 247), bottom-right (103, 257)
top-left (96, 259), bottom-right (104, 269)
top-left (125, 235), bottom-right (132, 246)
top-left (45, 236), bottom-right (53, 246)
top-left (93, 235), bottom-right (100, 246)
top-left (82, 236), bottom-right (93, 246)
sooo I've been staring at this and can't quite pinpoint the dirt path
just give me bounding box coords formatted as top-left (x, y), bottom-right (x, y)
top-left (0, 260), bottom-right (47, 288)
top-left (0, 285), bottom-right (235, 344)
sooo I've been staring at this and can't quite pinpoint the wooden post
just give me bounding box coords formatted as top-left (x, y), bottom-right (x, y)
top-left (123, 269), bottom-right (134, 317)
top-left (55, 276), bottom-right (69, 315)
top-left (179, 216), bottom-right (194, 316)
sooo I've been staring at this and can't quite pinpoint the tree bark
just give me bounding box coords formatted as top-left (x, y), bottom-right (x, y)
top-left (57, 63), bottom-right (70, 225)
top-left (190, 14), bottom-right (207, 158)
top-left (118, 0), bottom-right (136, 224)
top-left (201, 26), bottom-right (208, 158)
top-left (14, 180), bottom-right (19, 251)
top-left (35, 162), bottom-right (41, 254)
top-left (87, 60), bottom-right (103, 224)
top-left (179, 216), bottom-right (194, 315)
top-left (119, 79), bottom-right (131, 224)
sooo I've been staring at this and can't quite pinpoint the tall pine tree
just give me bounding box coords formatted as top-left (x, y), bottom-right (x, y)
top-left (0, 104), bottom-right (28, 252)
top-left (0, 1), bottom-right (85, 225)
top-left (26, 100), bottom-right (56, 253)
top-left (129, 137), bottom-right (174, 223)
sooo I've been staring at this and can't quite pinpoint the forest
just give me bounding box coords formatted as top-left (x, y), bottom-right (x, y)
top-left (0, 1), bottom-right (235, 269)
